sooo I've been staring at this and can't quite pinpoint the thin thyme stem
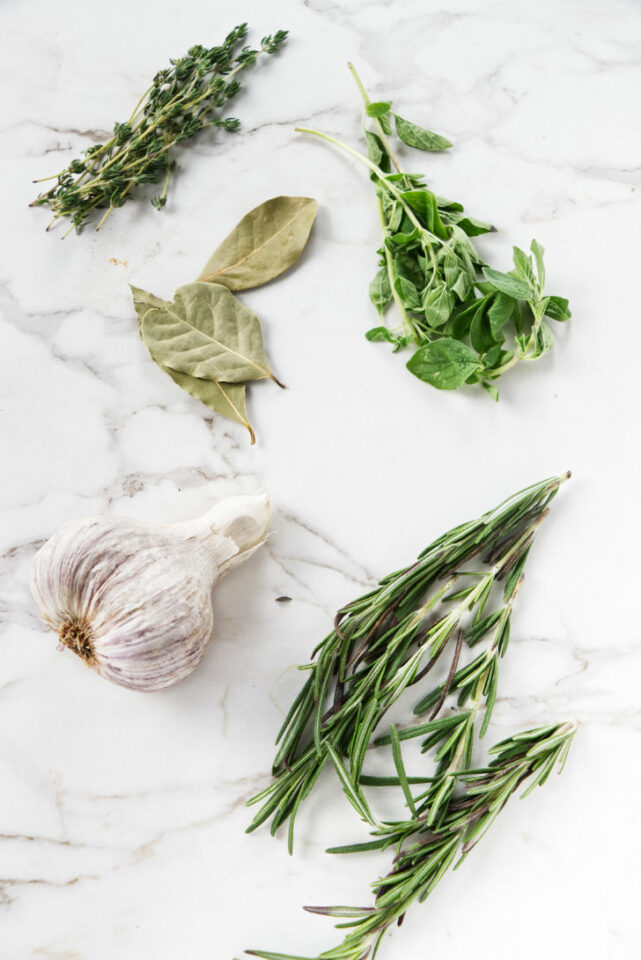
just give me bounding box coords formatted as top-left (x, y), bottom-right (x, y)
top-left (159, 164), bottom-right (172, 203)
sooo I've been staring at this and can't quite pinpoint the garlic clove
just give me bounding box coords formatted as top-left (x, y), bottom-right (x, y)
top-left (30, 494), bottom-right (270, 692)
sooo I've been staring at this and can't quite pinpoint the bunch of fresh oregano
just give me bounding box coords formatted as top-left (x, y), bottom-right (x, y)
top-left (297, 65), bottom-right (571, 398)
top-left (243, 473), bottom-right (575, 959)
top-left (131, 196), bottom-right (317, 441)
top-left (31, 24), bottom-right (287, 235)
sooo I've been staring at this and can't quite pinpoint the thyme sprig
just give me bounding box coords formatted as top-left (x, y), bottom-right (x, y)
top-left (245, 722), bottom-right (576, 960)
top-left (247, 473), bottom-right (568, 850)
top-left (31, 24), bottom-right (287, 235)
top-left (296, 64), bottom-right (571, 397)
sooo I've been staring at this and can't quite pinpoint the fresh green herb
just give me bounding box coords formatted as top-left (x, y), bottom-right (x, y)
top-left (31, 25), bottom-right (288, 235)
top-left (246, 472), bottom-right (569, 846)
top-left (295, 64), bottom-right (571, 397)
top-left (243, 473), bottom-right (574, 960)
top-left (244, 722), bottom-right (576, 960)
top-left (131, 196), bottom-right (316, 442)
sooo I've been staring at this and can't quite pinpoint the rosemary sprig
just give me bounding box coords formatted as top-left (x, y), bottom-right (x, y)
top-left (295, 65), bottom-right (571, 397)
top-left (31, 24), bottom-right (288, 235)
top-left (245, 722), bottom-right (576, 960)
top-left (247, 473), bottom-right (568, 850)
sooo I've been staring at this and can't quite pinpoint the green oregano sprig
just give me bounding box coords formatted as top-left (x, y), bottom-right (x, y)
top-left (296, 64), bottom-right (571, 398)
top-left (31, 24), bottom-right (288, 235)
top-left (246, 473), bottom-right (568, 849)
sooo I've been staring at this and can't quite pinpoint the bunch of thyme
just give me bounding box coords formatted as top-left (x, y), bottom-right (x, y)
top-left (244, 474), bottom-right (574, 959)
top-left (31, 24), bottom-right (287, 235)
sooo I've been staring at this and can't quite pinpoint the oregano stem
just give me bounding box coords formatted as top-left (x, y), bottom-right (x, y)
top-left (295, 127), bottom-right (440, 245)
top-left (347, 62), bottom-right (402, 173)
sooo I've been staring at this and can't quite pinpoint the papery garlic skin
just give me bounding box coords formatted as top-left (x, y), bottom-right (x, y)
top-left (30, 495), bottom-right (270, 692)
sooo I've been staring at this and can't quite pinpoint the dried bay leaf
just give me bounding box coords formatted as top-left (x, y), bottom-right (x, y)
top-left (139, 281), bottom-right (283, 386)
top-left (130, 284), bottom-right (260, 443)
top-left (130, 285), bottom-right (172, 325)
top-left (129, 193), bottom-right (305, 442)
top-left (164, 370), bottom-right (255, 443)
top-left (197, 196), bottom-right (317, 289)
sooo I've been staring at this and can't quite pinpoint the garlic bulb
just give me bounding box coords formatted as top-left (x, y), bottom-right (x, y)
top-left (30, 494), bottom-right (270, 692)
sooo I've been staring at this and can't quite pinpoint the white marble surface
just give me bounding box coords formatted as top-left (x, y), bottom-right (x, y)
top-left (1, 0), bottom-right (641, 956)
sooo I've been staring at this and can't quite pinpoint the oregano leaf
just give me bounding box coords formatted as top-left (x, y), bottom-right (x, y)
top-left (369, 267), bottom-right (392, 314)
top-left (530, 238), bottom-right (546, 288)
top-left (545, 295), bottom-right (571, 322)
top-left (407, 338), bottom-right (482, 389)
top-left (379, 112), bottom-right (392, 136)
top-left (451, 269), bottom-right (473, 301)
top-left (366, 101), bottom-right (392, 118)
top-left (365, 130), bottom-right (385, 168)
top-left (401, 190), bottom-right (449, 240)
top-left (454, 214), bottom-right (496, 237)
top-left (533, 319), bottom-right (555, 358)
top-left (487, 292), bottom-right (516, 340)
top-left (481, 380), bottom-right (499, 403)
top-left (365, 326), bottom-right (396, 343)
top-left (471, 302), bottom-right (498, 354)
top-left (482, 267), bottom-right (532, 301)
top-left (512, 246), bottom-right (536, 290)
top-left (393, 113), bottom-right (453, 152)
top-left (423, 283), bottom-right (454, 328)
top-left (394, 276), bottom-right (421, 310)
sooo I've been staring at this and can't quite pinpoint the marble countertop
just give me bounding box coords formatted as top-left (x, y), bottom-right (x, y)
top-left (2, 0), bottom-right (641, 957)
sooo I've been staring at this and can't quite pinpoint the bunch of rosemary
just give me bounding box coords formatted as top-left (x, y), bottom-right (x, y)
top-left (244, 473), bottom-right (575, 959)
top-left (31, 24), bottom-right (287, 235)
top-left (297, 65), bottom-right (571, 397)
